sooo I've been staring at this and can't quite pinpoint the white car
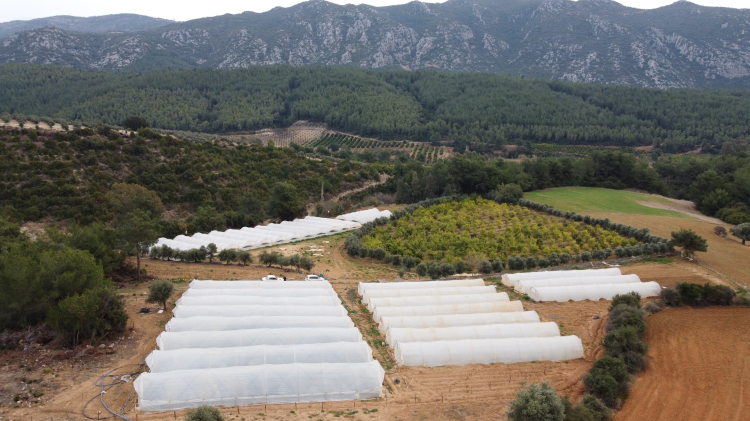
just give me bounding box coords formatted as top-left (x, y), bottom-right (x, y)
top-left (262, 275), bottom-right (283, 282)
top-left (305, 275), bottom-right (326, 282)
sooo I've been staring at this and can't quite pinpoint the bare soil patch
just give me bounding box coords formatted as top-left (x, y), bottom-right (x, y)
top-left (616, 307), bottom-right (750, 421)
top-left (636, 196), bottom-right (723, 224)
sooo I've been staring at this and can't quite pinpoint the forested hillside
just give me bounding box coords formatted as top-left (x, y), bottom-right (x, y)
top-left (0, 125), bottom-right (381, 231)
top-left (2, 65), bottom-right (750, 152)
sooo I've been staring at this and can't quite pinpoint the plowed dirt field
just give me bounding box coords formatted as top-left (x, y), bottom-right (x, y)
top-left (616, 307), bottom-right (750, 421)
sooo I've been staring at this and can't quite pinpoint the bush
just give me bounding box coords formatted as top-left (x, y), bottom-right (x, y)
top-left (602, 326), bottom-right (648, 373)
top-left (660, 287), bottom-right (681, 307)
top-left (609, 292), bottom-right (641, 311)
top-left (440, 263), bottom-right (456, 277)
top-left (547, 253), bottom-right (561, 267)
top-left (580, 252), bottom-right (592, 262)
top-left (416, 263), bottom-right (428, 277)
top-left (559, 253), bottom-right (571, 264)
top-left (582, 357), bottom-right (630, 408)
top-left (46, 287), bottom-right (128, 348)
top-left (563, 395), bottom-right (611, 421)
top-left (494, 183), bottom-right (524, 204)
top-left (427, 262), bottom-right (442, 279)
top-left (478, 260), bottom-right (493, 274)
top-left (644, 301), bottom-right (664, 314)
top-left (455, 260), bottom-right (467, 274)
top-left (525, 256), bottom-right (538, 269)
top-left (606, 305), bottom-right (647, 337)
top-left (185, 406), bottom-right (224, 421)
top-left (370, 248), bottom-right (386, 260)
top-left (492, 258), bottom-right (504, 273)
top-left (147, 280), bottom-right (174, 310)
top-left (702, 284), bottom-right (736, 306)
top-left (506, 381), bottom-right (565, 421)
top-left (403, 256), bottom-right (417, 269)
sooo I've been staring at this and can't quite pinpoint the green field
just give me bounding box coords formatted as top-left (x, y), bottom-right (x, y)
top-left (525, 187), bottom-right (687, 218)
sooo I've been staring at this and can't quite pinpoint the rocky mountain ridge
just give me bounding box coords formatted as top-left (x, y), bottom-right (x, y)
top-left (0, 14), bottom-right (173, 39)
top-left (1, 0), bottom-right (749, 88)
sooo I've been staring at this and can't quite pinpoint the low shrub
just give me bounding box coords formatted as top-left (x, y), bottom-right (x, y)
top-left (506, 381), bottom-right (565, 421)
top-left (602, 326), bottom-right (648, 373)
top-left (644, 301), bottom-right (664, 314)
top-left (455, 260), bottom-right (467, 274)
top-left (492, 258), bottom-right (504, 273)
top-left (185, 406), bottom-right (224, 421)
top-left (582, 357), bottom-right (630, 409)
top-left (606, 305), bottom-right (647, 337)
top-left (660, 287), bottom-right (681, 307)
top-left (416, 263), bottom-right (427, 277)
top-left (478, 260), bottom-right (492, 274)
top-left (609, 292), bottom-right (641, 311)
top-left (563, 394), bottom-right (611, 421)
top-left (675, 283), bottom-right (736, 306)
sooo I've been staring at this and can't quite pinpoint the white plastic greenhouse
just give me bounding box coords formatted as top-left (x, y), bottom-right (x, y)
top-left (515, 274), bottom-right (641, 293)
top-left (165, 316), bottom-right (354, 332)
top-left (153, 210), bottom-right (391, 252)
top-left (378, 312), bottom-right (541, 333)
top-left (362, 285), bottom-right (496, 304)
top-left (358, 279), bottom-right (485, 295)
top-left (372, 301), bottom-right (524, 324)
top-left (156, 327), bottom-right (364, 350)
top-left (175, 296), bottom-right (342, 307)
top-left (501, 268), bottom-right (622, 287)
top-left (528, 281), bottom-right (661, 302)
top-left (182, 288), bottom-right (338, 297)
top-left (366, 293), bottom-right (509, 311)
top-left (394, 336), bottom-right (584, 366)
top-left (386, 322), bottom-right (561, 348)
top-left (189, 280), bottom-right (333, 289)
top-left (146, 342), bottom-right (374, 373)
top-left (134, 361), bottom-right (385, 410)
top-left (172, 305), bottom-right (348, 318)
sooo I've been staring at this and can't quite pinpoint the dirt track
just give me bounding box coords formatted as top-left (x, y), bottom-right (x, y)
top-left (616, 307), bottom-right (750, 421)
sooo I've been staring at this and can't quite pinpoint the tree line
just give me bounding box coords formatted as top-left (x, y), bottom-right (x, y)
top-left (2, 64), bottom-right (750, 152)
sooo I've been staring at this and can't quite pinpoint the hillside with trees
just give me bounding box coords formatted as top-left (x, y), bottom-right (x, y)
top-left (2, 65), bottom-right (750, 153)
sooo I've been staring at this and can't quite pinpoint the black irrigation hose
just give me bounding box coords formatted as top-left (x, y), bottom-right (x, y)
top-left (82, 362), bottom-right (145, 421)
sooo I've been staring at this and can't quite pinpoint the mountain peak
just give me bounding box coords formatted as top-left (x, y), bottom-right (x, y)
top-left (1, 1), bottom-right (749, 89)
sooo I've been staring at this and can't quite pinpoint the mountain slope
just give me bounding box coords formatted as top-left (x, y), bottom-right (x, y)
top-left (0, 0), bottom-right (749, 88)
top-left (0, 14), bottom-right (174, 38)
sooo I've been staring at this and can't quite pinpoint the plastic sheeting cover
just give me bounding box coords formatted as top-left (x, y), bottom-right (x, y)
top-left (175, 296), bottom-right (341, 307)
top-left (378, 312), bottom-right (541, 333)
top-left (515, 274), bottom-right (641, 293)
top-left (367, 293), bottom-right (509, 311)
top-left (189, 280), bottom-right (333, 289)
top-left (394, 336), bottom-right (584, 366)
top-left (373, 301), bottom-right (524, 324)
top-left (165, 316), bottom-right (353, 332)
top-left (528, 282), bottom-right (662, 302)
top-left (501, 268), bottom-right (622, 287)
top-left (156, 328), bottom-right (363, 350)
top-left (134, 361), bottom-right (385, 410)
top-left (182, 288), bottom-right (337, 297)
top-left (146, 342), bottom-right (373, 373)
top-left (358, 279), bottom-right (485, 296)
top-left (362, 286), bottom-right (496, 305)
top-left (172, 305), bottom-right (348, 318)
top-left (386, 322), bottom-right (560, 348)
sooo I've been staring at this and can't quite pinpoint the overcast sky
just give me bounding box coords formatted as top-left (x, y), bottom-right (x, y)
top-left (1, 0), bottom-right (747, 24)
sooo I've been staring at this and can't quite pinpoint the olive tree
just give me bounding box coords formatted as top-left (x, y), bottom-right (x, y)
top-left (146, 280), bottom-right (174, 311)
top-left (670, 229), bottom-right (708, 259)
top-left (730, 223), bottom-right (750, 245)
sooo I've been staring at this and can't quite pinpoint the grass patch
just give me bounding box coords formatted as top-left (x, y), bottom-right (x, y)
top-left (525, 187), bottom-right (686, 218)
